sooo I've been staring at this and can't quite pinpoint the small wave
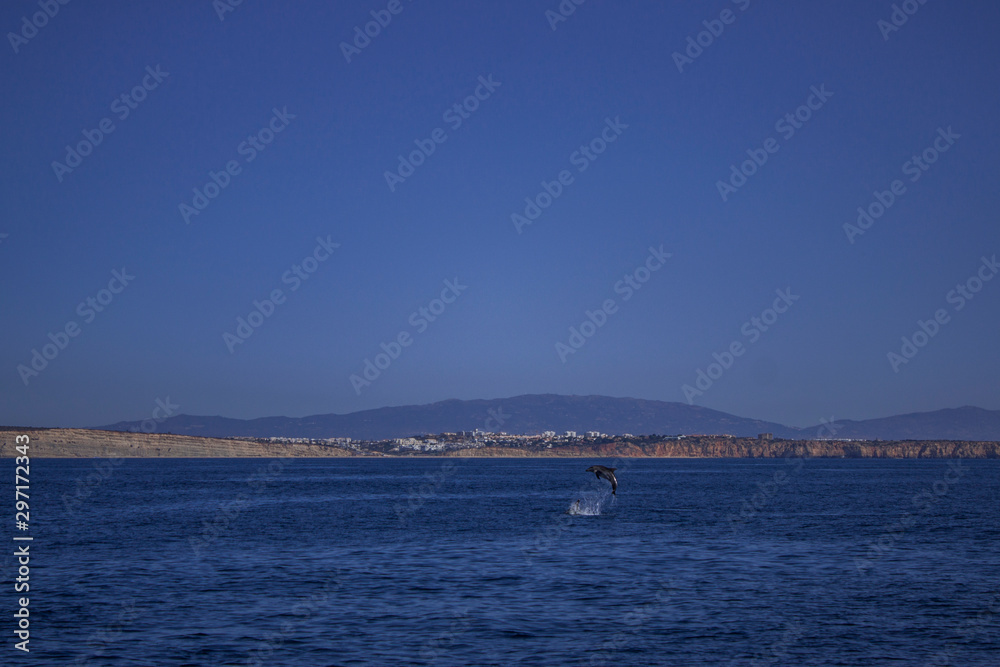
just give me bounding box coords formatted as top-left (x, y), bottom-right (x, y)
top-left (567, 490), bottom-right (612, 516)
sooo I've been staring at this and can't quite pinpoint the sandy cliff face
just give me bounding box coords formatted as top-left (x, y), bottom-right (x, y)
top-left (0, 429), bottom-right (354, 458)
top-left (618, 438), bottom-right (1000, 458)
top-left (1, 429), bottom-right (997, 458)
top-left (443, 439), bottom-right (1000, 458)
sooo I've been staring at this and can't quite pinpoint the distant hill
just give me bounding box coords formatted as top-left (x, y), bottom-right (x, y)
top-left (93, 394), bottom-right (1000, 441)
top-left (801, 406), bottom-right (1000, 441)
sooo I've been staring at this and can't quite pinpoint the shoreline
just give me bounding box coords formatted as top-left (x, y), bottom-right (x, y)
top-left (3, 428), bottom-right (999, 459)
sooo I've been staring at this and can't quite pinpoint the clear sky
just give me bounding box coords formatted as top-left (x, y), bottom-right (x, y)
top-left (2, 0), bottom-right (998, 428)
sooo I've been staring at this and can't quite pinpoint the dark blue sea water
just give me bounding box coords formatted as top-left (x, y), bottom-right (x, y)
top-left (8, 457), bottom-right (1000, 665)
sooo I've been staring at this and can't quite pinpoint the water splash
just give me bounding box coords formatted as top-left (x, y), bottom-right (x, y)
top-left (567, 489), bottom-right (613, 516)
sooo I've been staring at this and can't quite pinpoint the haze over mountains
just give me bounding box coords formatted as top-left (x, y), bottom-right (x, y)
top-left (95, 395), bottom-right (1000, 442)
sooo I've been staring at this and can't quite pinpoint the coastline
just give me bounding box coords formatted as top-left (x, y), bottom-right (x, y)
top-left (2, 428), bottom-right (999, 459)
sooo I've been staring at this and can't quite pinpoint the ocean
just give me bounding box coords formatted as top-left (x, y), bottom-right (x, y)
top-left (12, 457), bottom-right (1000, 665)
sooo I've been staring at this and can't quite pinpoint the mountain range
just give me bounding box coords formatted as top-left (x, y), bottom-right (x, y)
top-left (95, 394), bottom-right (1000, 441)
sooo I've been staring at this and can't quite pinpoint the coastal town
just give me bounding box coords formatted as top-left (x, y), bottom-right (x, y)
top-left (1, 426), bottom-right (998, 459)
top-left (233, 429), bottom-right (666, 455)
top-left (227, 429), bottom-right (878, 457)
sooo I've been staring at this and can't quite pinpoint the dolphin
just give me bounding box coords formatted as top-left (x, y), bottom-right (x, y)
top-left (585, 465), bottom-right (617, 495)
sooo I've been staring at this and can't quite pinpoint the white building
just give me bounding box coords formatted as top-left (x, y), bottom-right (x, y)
top-left (565, 431), bottom-right (577, 438)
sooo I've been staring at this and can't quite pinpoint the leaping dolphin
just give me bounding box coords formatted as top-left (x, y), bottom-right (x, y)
top-left (585, 465), bottom-right (617, 495)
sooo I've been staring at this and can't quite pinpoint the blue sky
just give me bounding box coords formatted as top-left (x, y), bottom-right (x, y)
top-left (1, 0), bottom-right (998, 428)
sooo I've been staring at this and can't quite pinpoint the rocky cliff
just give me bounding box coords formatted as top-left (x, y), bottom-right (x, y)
top-left (3, 428), bottom-right (998, 458)
top-left (0, 428), bottom-right (353, 458)
top-left (445, 439), bottom-right (1000, 458)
